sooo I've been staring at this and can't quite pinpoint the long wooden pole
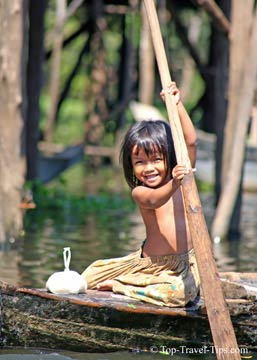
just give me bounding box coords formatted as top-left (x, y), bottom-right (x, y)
top-left (143, 1), bottom-right (241, 359)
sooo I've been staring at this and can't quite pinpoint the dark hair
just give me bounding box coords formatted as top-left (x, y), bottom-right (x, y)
top-left (120, 120), bottom-right (177, 188)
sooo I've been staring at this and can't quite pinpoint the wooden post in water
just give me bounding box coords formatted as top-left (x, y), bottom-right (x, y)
top-left (143, 1), bottom-right (241, 359)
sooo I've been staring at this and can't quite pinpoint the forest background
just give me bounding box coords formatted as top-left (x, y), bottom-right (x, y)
top-left (0, 0), bottom-right (257, 246)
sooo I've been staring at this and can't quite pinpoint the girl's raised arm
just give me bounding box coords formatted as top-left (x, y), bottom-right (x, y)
top-left (161, 83), bottom-right (197, 167)
top-left (176, 101), bottom-right (197, 167)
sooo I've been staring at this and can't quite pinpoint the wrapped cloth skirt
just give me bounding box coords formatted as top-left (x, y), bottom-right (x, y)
top-left (81, 247), bottom-right (200, 307)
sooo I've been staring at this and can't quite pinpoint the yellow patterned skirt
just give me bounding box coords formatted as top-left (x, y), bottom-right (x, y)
top-left (81, 247), bottom-right (200, 307)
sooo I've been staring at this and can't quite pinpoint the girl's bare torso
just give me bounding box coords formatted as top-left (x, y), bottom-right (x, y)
top-left (139, 187), bottom-right (192, 257)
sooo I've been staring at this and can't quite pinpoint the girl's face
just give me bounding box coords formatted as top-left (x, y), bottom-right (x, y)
top-left (131, 145), bottom-right (168, 188)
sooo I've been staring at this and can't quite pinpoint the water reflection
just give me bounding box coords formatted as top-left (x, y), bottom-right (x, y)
top-left (0, 191), bottom-right (257, 287)
top-left (13, 209), bottom-right (142, 288)
top-left (212, 192), bottom-right (257, 272)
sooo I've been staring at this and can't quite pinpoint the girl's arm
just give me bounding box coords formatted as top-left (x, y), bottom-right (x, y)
top-left (161, 83), bottom-right (197, 167)
top-left (176, 101), bottom-right (197, 167)
top-left (132, 165), bottom-right (186, 209)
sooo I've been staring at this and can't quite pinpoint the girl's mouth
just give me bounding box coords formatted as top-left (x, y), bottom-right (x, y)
top-left (144, 174), bottom-right (159, 183)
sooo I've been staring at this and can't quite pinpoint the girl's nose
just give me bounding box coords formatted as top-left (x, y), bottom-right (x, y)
top-left (144, 162), bottom-right (154, 172)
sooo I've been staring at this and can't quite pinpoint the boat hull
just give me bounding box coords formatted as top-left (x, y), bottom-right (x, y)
top-left (1, 279), bottom-right (257, 353)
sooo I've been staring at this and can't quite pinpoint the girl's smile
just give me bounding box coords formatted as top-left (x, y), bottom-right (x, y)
top-left (131, 145), bottom-right (168, 187)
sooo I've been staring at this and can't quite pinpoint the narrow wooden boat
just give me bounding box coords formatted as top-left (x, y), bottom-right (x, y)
top-left (1, 273), bottom-right (257, 354)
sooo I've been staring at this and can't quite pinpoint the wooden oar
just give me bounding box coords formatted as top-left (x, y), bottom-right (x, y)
top-left (143, 1), bottom-right (241, 359)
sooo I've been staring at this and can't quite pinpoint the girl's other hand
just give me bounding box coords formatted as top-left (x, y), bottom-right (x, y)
top-left (160, 82), bottom-right (181, 104)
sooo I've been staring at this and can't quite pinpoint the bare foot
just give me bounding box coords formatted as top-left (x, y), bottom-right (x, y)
top-left (96, 280), bottom-right (116, 291)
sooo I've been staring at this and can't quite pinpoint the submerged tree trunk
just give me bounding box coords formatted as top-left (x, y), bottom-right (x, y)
top-left (207, 0), bottom-right (230, 199)
top-left (44, 0), bottom-right (66, 143)
top-left (26, 0), bottom-right (48, 180)
top-left (201, 0), bottom-right (244, 238)
top-left (0, 0), bottom-right (26, 242)
top-left (219, 0), bottom-right (254, 238)
top-left (221, 0), bottom-right (253, 185)
top-left (84, 0), bottom-right (107, 157)
top-left (211, 3), bottom-right (257, 240)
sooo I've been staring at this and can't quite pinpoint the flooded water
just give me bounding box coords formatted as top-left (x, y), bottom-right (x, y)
top-left (0, 165), bottom-right (257, 359)
top-left (1, 190), bottom-right (256, 288)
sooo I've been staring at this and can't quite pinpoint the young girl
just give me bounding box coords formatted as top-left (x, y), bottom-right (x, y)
top-left (81, 83), bottom-right (200, 307)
